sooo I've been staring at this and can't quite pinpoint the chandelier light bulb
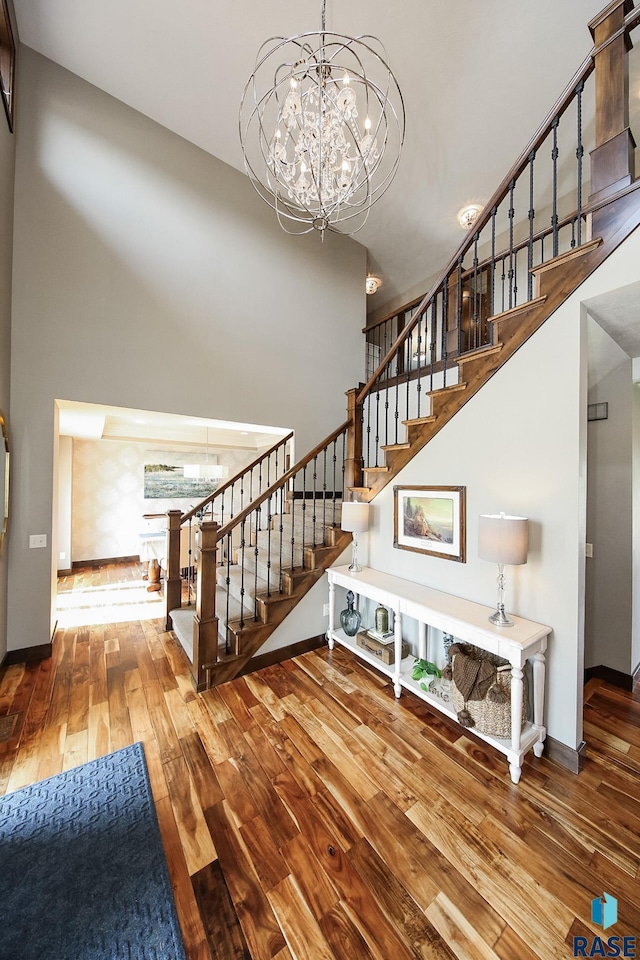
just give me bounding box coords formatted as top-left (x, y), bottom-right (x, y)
top-left (239, 0), bottom-right (405, 236)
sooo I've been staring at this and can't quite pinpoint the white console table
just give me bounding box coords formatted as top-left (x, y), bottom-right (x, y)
top-left (326, 565), bottom-right (551, 784)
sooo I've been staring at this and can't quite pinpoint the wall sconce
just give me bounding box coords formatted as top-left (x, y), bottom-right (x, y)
top-left (478, 513), bottom-right (528, 626)
top-left (341, 501), bottom-right (370, 573)
top-left (365, 276), bottom-right (381, 295)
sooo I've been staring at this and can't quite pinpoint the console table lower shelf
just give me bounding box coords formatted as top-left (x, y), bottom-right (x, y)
top-left (326, 565), bottom-right (551, 784)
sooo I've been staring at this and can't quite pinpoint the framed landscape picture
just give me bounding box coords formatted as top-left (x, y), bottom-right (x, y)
top-left (393, 485), bottom-right (466, 562)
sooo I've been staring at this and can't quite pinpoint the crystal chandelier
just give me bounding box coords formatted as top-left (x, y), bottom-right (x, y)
top-left (239, 0), bottom-right (405, 236)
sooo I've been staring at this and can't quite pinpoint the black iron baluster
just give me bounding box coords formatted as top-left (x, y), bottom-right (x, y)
top-left (341, 429), bottom-right (346, 508)
top-left (249, 466), bottom-right (253, 507)
top-left (490, 207), bottom-right (496, 326)
top-left (266, 493), bottom-right (272, 598)
top-left (374, 380), bottom-right (380, 468)
top-left (301, 465), bottom-right (307, 562)
top-left (384, 323), bottom-right (390, 450)
top-left (230, 482), bottom-right (235, 521)
top-left (571, 218), bottom-right (576, 249)
top-left (253, 508), bottom-right (259, 621)
top-left (472, 234), bottom-right (479, 350)
top-left (576, 80), bottom-right (584, 248)
top-left (405, 333), bottom-right (411, 425)
top-left (332, 438), bottom-right (337, 528)
top-left (513, 247), bottom-right (518, 307)
top-left (366, 392), bottom-right (372, 469)
top-left (394, 352), bottom-right (400, 445)
top-left (429, 298), bottom-right (436, 394)
top-left (322, 447), bottom-right (327, 544)
top-left (278, 484), bottom-right (284, 593)
top-left (551, 115), bottom-right (560, 257)
top-left (290, 480), bottom-right (296, 571)
top-left (239, 518), bottom-right (246, 629)
top-left (225, 532), bottom-right (232, 653)
top-left (443, 284), bottom-right (450, 387)
top-left (456, 256), bottom-right (463, 355)
top-left (501, 254), bottom-right (506, 314)
top-left (527, 149), bottom-right (536, 300)
top-left (312, 455), bottom-right (318, 547)
top-left (416, 311), bottom-right (423, 419)
top-left (508, 179), bottom-right (515, 310)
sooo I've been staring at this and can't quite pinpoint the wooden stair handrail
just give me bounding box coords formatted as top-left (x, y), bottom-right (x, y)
top-left (356, 52), bottom-right (600, 406)
top-left (215, 420), bottom-right (352, 542)
top-left (180, 430), bottom-right (293, 524)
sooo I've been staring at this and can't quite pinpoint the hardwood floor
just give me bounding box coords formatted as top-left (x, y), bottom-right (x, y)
top-left (1, 561), bottom-right (639, 959)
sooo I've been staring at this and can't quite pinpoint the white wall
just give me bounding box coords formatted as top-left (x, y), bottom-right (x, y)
top-left (585, 356), bottom-right (634, 674)
top-left (633, 384), bottom-right (640, 676)
top-left (0, 22), bottom-right (16, 662)
top-left (8, 48), bottom-right (365, 653)
top-left (363, 223), bottom-right (640, 751)
top-left (70, 437), bottom-right (264, 562)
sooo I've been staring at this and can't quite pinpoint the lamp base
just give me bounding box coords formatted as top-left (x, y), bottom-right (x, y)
top-left (488, 603), bottom-right (514, 627)
top-left (348, 562), bottom-right (363, 574)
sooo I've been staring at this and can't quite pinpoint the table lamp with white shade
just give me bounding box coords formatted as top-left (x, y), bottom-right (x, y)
top-left (478, 513), bottom-right (529, 626)
top-left (341, 502), bottom-right (370, 573)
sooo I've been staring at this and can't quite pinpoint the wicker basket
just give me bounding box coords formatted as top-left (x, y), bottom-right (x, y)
top-left (450, 648), bottom-right (528, 739)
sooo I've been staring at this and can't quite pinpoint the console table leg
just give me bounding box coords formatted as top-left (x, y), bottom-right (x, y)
top-left (418, 622), bottom-right (427, 661)
top-left (327, 580), bottom-right (335, 649)
top-left (532, 649), bottom-right (547, 756)
top-left (509, 761), bottom-right (522, 784)
top-left (394, 612), bottom-right (403, 699)
top-left (510, 665), bottom-right (524, 753)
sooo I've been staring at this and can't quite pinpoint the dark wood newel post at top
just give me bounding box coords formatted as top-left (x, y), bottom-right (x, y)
top-left (165, 509), bottom-right (182, 630)
top-left (193, 520), bottom-right (219, 690)
top-left (344, 388), bottom-right (363, 497)
top-left (589, 0), bottom-right (636, 202)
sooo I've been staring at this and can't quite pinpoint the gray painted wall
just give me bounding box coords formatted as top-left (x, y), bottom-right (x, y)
top-left (0, 28), bottom-right (16, 663)
top-left (585, 357), bottom-right (634, 675)
top-left (8, 48), bottom-right (365, 653)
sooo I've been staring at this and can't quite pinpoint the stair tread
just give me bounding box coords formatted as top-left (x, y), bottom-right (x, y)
top-left (379, 443), bottom-right (410, 452)
top-left (426, 382), bottom-right (467, 397)
top-left (401, 416), bottom-right (436, 426)
top-left (489, 295), bottom-right (547, 325)
top-left (455, 344), bottom-right (504, 365)
top-left (530, 237), bottom-right (602, 275)
top-left (362, 466), bottom-right (390, 473)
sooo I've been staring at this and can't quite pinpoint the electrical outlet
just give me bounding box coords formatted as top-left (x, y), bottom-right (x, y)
top-left (29, 534), bottom-right (47, 549)
top-left (323, 603), bottom-right (330, 616)
top-left (59, 551), bottom-right (66, 561)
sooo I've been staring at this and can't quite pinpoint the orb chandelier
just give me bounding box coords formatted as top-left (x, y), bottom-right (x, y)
top-left (239, 0), bottom-right (405, 236)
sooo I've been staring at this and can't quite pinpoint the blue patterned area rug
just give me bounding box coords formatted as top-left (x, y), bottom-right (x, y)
top-left (0, 742), bottom-right (187, 960)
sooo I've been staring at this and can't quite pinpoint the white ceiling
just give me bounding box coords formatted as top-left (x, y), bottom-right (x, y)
top-left (12, 0), bottom-right (612, 310)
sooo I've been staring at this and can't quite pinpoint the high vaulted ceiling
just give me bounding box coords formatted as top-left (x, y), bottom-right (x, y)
top-left (12, 0), bottom-right (617, 311)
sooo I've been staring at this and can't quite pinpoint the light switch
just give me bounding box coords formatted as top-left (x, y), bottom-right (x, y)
top-left (29, 534), bottom-right (47, 549)
top-left (585, 542), bottom-right (593, 558)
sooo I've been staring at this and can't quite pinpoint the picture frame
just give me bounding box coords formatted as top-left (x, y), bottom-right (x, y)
top-left (393, 485), bottom-right (466, 563)
top-left (0, 0), bottom-right (15, 132)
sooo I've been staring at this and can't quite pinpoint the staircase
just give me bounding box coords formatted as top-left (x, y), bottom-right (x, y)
top-left (167, 0), bottom-right (640, 691)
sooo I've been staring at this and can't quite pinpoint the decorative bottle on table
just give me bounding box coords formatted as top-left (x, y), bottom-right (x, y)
top-left (340, 590), bottom-right (361, 637)
top-left (375, 602), bottom-right (389, 635)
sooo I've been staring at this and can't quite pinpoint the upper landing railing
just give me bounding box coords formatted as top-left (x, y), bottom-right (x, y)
top-left (358, 0), bottom-right (640, 472)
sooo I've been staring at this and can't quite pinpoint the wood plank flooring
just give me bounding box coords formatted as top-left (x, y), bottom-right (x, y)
top-left (1, 561), bottom-right (639, 959)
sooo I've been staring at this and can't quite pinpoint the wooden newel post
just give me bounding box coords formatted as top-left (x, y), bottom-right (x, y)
top-left (344, 387), bottom-right (363, 497)
top-left (589, 0), bottom-right (636, 203)
top-left (193, 520), bottom-right (219, 690)
top-left (165, 510), bottom-right (182, 630)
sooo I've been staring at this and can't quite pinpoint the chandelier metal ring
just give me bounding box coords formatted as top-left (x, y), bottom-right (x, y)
top-left (239, 7), bottom-right (405, 237)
